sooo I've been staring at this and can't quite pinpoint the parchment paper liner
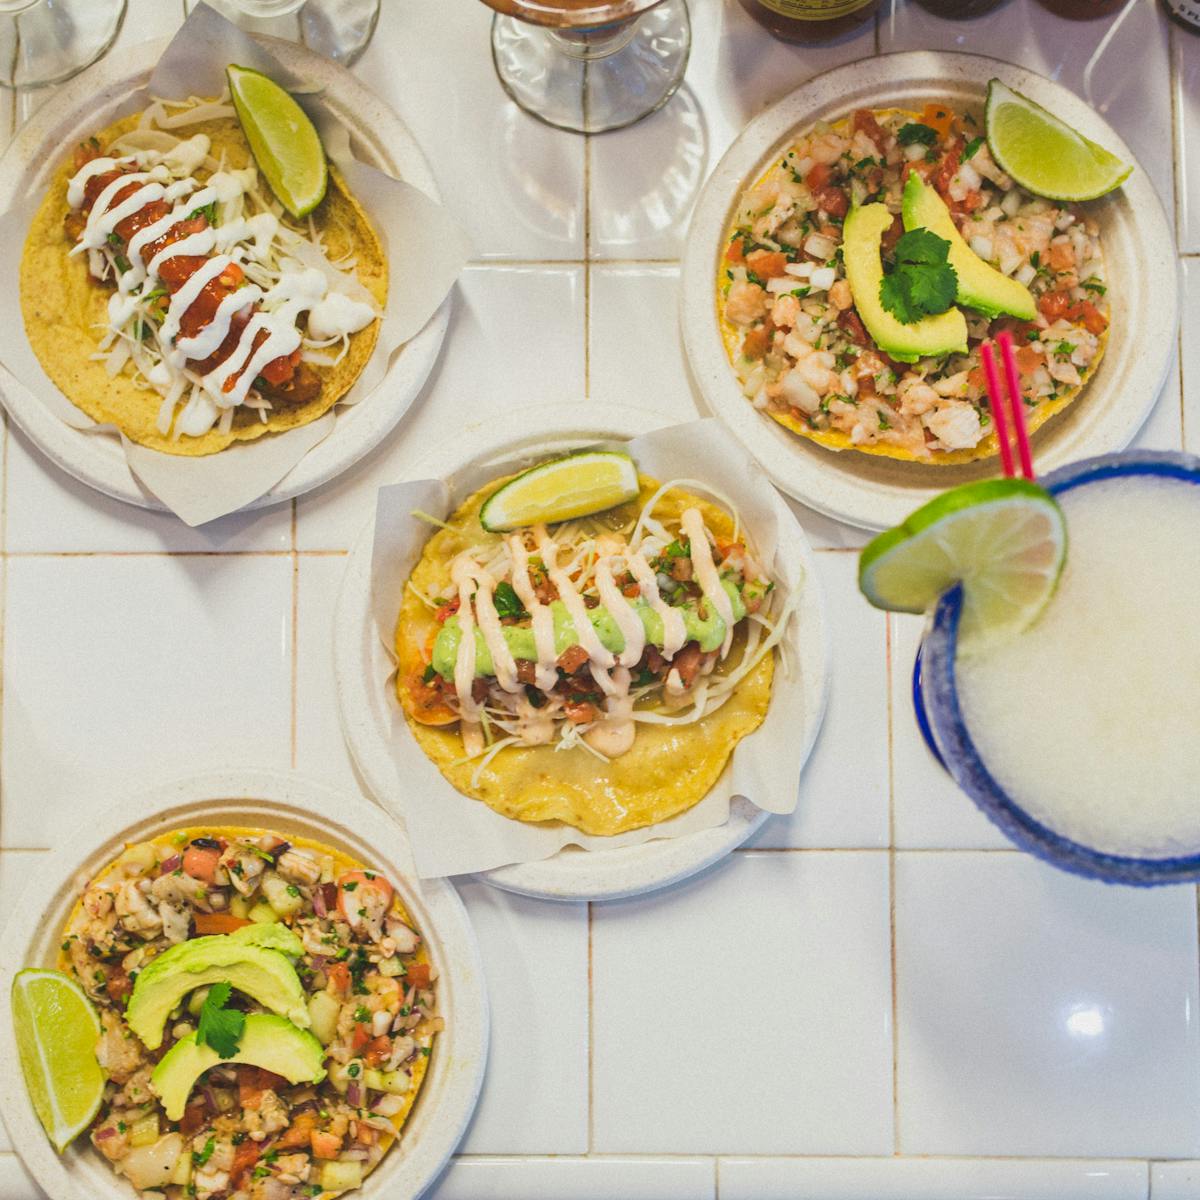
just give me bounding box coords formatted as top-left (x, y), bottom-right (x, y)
top-left (368, 418), bottom-right (817, 879)
top-left (0, 2), bottom-right (470, 525)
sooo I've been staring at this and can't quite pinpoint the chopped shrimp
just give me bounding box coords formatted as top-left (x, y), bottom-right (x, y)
top-left (924, 402), bottom-right (982, 450)
top-left (725, 279), bottom-right (767, 327)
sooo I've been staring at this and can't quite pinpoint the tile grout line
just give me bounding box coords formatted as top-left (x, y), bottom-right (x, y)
top-left (886, 613), bottom-right (900, 1156)
top-left (587, 900), bottom-right (595, 1157)
top-left (289, 499), bottom-right (299, 772)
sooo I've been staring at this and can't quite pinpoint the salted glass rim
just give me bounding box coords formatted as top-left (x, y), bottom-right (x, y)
top-left (918, 450), bottom-right (1200, 885)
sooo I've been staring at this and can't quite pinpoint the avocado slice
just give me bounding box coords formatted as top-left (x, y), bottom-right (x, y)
top-left (902, 173), bottom-right (1036, 321)
top-left (227, 921), bottom-right (303, 957)
top-left (843, 203), bottom-right (968, 364)
top-left (151, 1013), bottom-right (326, 1120)
top-left (127, 925), bottom-right (309, 1051)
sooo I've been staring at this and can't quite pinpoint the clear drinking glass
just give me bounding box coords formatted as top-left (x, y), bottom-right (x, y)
top-left (183, 0), bottom-right (380, 65)
top-left (482, 0), bottom-right (692, 134)
top-left (913, 451), bottom-right (1200, 886)
top-left (0, 0), bottom-right (126, 89)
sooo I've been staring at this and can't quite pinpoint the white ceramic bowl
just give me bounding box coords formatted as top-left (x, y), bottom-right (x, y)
top-left (681, 50), bottom-right (1178, 531)
top-left (0, 35), bottom-right (450, 515)
top-left (334, 402), bottom-right (831, 902)
top-left (0, 770), bottom-right (488, 1200)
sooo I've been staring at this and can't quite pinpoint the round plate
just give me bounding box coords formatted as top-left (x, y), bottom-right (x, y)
top-left (0, 769), bottom-right (488, 1200)
top-left (333, 402), bottom-right (831, 902)
top-left (0, 35), bottom-right (450, 514)
top-left (681, 50), bottom-right (1178, 532)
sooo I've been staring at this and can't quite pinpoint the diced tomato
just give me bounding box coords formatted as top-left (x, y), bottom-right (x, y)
top-left (351, 1023), bottom-right (372, 1053)
top-left (672, 642), bottom-right (704, 689)
top-left (311, 1130), bottom-right (343, 1160)
top-left (968, 365), bottom-right (988, 392)
top-left (364, 1035), bottom-right (393, 1066)
top-left (406, 962), bottom-right (432, 989)
top-left (813, 184), bottom-right (849, 219)
top-left (258, 346), bottom-right (300, 386)
top-left (193, 912), bottom-right (251, 936)
top-left (1014, 344), bottom-right (1043, 375)
top-left (901, 159), bottom-right (936, 184)
top-left (852, 108), bottom-right (888, 153)
top-left (724, 237), bottom-right (746, 265)
top-left (277, 1110), bottom-right (319, 1150)
top-left (179, 1098), bottom-right (210, 1138)
top-left (238, 1066), bottom-right (287, 1109)
top-left (745, 249), bottom-right (788, 279)
top-left (230, 1140), bottom-right (261, 1188)
top-left (556, 644), bottom-right (590, 675)
top-left (328, 962), bottom-right (351, 995)
top-left (837, 308), bottom-right (870, 347)
top-left (563, 700), bottom-right (598, 725)
top-left (336, 870), bottom-right (395, 925)
top-left (434, 597), bottom-right (460, 623)
top-left (1038, 290), bottom-right (1072, 322)
top-left (805, 162), bottom-right (833, 190)
top-left (1075, 300), bottom-right (1108, 335)
top-left (182, 843), bottom-right (221, 882)
top-left (741, 327), bottom-right (770, 360)
top-left (1045, 241), bottom-right (1076, 272)
top-left (105, 970), bottom-right (132, 1005)
top-left (934, 137), bottom-right (966, 197)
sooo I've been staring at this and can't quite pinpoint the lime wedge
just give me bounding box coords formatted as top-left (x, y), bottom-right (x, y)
top-left (12, 968), bottom-right (105, 1152)
top-left (859, 478), bottom-right (1067, 653)
top-left (985, 79), bottom-right (1131, 202)
top-left (227, 64), bottom-right (328, 218)
top-left (480, 451), bottom-right (640, 532)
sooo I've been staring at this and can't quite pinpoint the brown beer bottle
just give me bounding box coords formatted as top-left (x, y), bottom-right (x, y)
top-left (738, 0), bottom-right (879, 41)
top-left (1032, 0), bottom-right (1127, 16)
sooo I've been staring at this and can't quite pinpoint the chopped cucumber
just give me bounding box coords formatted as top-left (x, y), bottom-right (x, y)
top-left (128, 1112), bottom-right (159, 1148)
top-left (363, 1067), bottom-right (411, 1096)
top-left (229, 894), bottom-right (250, 920)
top-left (261, 871), bottom-right (304, 918)
top-left (247, 899), bottom-right (277, 924)
top-left (307, 990), bottom-right (341, 1047)
top-left (319, 1160), bottom-right (364, 1192)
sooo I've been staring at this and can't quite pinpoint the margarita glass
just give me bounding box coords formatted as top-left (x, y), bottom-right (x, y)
top-left (915, 450), bottom-right (1200, 885)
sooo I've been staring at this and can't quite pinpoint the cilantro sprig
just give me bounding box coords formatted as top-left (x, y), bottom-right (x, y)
top-left (492, 581), bottom-right (527, 621)
top-left (196, 982), bottom-right (245, 1059)
top-left (897, 122), bottom-right (938, 147)
top-left (879, 228), bottom-right (958, 326)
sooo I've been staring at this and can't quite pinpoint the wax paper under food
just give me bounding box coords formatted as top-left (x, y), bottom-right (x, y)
top-left (0, 1), bottom-right (470, 525)
top-left (368, 419), bottom-right (814, 878)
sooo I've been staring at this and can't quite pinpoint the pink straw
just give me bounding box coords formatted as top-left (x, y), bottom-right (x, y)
top-left (979, 341), bottom-right (1015, 479)
top-left (997, 330), bottom-right (1035, 480)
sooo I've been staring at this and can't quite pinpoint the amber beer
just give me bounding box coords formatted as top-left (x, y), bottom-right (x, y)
top-left (914, 0), bottom-right (1005, 14)
top-left (738, 0), bottom-right (878, 40)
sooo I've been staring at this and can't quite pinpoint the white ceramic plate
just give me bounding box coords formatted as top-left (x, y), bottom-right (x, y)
top-left (334, 402), bottom-right (830, 903)
top-left (681, 50), bottom-right (1178, 532)
top-left (0, 36), bottom-right (450, 514)
top-left (0, 770), bottom-right (487, 1200)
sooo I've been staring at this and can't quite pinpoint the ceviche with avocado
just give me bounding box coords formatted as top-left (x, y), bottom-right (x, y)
top-left (57, 827), bottom-right (438, 1199)
top-left (719, 98), bottom-right (1111, 463)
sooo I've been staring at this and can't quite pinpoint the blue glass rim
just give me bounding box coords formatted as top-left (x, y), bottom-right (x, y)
top-left (916, 450), bottom-right (1200, 886)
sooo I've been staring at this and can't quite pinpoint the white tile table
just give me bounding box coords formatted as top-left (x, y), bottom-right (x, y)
top-left (0, 1), bottom-right (1197, 1197)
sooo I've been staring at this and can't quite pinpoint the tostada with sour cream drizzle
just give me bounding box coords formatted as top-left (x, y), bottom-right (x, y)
top-left (60, 826), bottom-right (438, 1199)
top-left (19, 81), bottom-right (385, 455)
top-left (395, 456), bottom-right (798, 837)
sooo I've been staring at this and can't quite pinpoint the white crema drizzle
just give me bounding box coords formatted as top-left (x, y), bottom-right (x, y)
top-left (446, 503), bottom-right (755, 763)
top-left (64, 109), bottom-right (379, 439)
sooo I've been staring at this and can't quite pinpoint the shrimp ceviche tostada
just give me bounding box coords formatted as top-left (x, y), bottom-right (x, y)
top-left (395, 455), bottom-right (798, 837)
top-left (60, 827), bottom-right (438, 1198)
top-left (718, 103), bottom-right (1110, 463)
top-left (20, 80), bottom-right (385, 456)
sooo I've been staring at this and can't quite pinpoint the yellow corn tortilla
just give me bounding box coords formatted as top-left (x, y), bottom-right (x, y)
top-left (394, 474), bottom-right (775, 837)
top-left (60, 825), bottom-right (432, 1153)
top-left (20, 109), bottom-right (387, 456)
top-left (716, 106), bottom-right (1109, 466)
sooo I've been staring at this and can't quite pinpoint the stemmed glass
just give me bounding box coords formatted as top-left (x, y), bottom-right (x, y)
top-left (0, 0), bottom-right (126, 89)
top-left (183, 0), bottom-right (380, 65)
top-left (482, 0), bottom-right (692, 134)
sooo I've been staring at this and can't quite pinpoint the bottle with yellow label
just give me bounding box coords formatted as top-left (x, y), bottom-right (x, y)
top-left (737, 0), bottom-right (878, 41)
